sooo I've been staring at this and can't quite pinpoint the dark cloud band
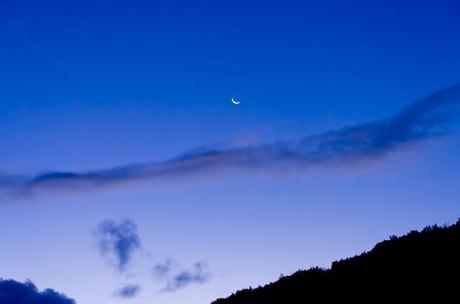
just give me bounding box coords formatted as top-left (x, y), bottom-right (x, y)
top-left (2, 85), bottom-right (460, 195)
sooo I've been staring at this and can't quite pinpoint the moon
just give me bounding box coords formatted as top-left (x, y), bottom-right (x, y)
top-left (231, 97), bottom-right (240, 105)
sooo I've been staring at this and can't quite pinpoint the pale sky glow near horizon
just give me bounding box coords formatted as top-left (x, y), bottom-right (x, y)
top-left (1, 1), bottom-right (460, 303)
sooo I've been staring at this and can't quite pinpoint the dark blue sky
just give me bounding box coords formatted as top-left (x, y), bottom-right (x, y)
top-left (1, 1), bottom-right (460, 303)
top-left (1, 0), bottom-right (460, 171)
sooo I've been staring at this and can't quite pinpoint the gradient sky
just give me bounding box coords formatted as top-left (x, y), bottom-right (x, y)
top-left (1, 0), bottom-right (460, 303)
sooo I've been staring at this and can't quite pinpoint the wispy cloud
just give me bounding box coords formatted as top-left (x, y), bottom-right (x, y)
top-left (158, 261), bottom-right (210, 292)
top-left (2, 85), bottom-right (460, 195)
top-left (95, 219), bottom-right (141, 272)
top-left (0, 279), bottom-right (76, 304)
top-left (152, 259), bottom-right (174, 280)
top-left (114, 284), bottom-right (141, 299)
top-left (92, 218), bottom-right (211, 294)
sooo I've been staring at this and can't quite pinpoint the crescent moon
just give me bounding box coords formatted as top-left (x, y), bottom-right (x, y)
top-left (231, 97), bottom-right (240, 105)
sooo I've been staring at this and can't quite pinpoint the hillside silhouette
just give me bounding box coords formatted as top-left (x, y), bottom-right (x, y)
top-left (213, 220), bottom-right (460, 303)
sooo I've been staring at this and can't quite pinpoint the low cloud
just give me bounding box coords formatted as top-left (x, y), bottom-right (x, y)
top-left (152, 259), bottom-right (173, 280)
top-left (165, 262), bottom-right (210, 292)
top-left (93, 218), bottom-right (211, 293)
top-left (2, 84), bottom-right (460, 195)
top-left (155, 261), bottom-right (210, 292)
top-left (0, 279), bottom-right (76, 304)
top-left (95, 219), bottom-right (141, 272)
top-left (114, 284), bottom-right (141, 299)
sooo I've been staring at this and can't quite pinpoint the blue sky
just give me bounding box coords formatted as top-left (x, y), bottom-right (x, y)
top-left (1, 1), bottom-right (460, 303)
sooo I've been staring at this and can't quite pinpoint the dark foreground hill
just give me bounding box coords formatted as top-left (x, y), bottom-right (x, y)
top-left (212, 220), bottom-right (460, 303)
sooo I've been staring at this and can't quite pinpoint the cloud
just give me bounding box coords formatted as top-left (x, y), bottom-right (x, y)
top-left (0, 279), bottom-right (76, 304)
top-left (2, 84), bottom-right (460, 195)
top-left (114, 284), bottom-right (141, 299)
top-left (93, 218), bottom-right (211, 294)
top-left (95, 219), bottom-right (141, 272)
top-left (158, 261), bottom-right (210, 292)
top-left (152, 259), bottom-right (173, 280)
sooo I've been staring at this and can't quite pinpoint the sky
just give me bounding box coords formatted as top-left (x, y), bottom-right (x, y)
top-left (1, 0), bottom-right (460, 303)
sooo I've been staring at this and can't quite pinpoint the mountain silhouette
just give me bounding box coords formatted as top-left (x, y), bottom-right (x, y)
top-left (212, 220), bottom-right (460, 303)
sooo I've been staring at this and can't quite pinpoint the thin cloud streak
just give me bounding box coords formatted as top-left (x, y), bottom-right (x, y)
top-left (2, 85), bottom-right (460, 194)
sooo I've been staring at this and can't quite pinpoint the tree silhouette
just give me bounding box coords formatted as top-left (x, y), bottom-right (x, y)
top-left (213, 220), bottom-right (460, 303)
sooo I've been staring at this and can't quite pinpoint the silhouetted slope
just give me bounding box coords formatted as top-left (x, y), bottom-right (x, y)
top-left (213, 220), bottom-right (460, 303)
